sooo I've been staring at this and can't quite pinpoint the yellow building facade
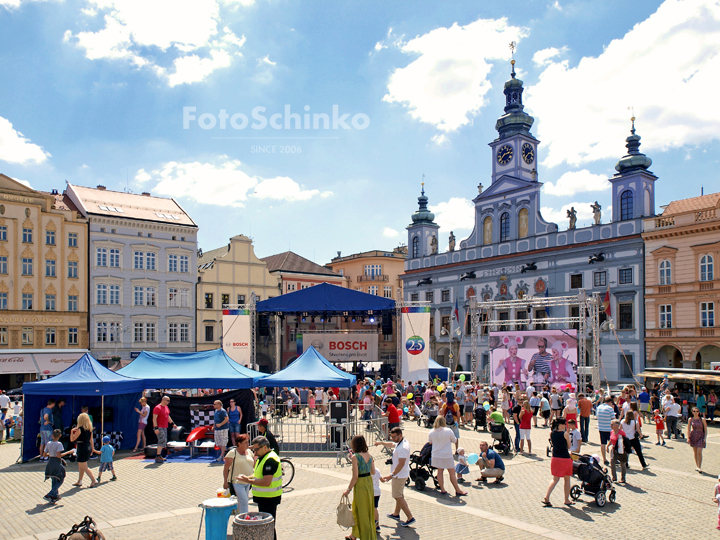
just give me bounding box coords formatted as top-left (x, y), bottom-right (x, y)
top-left (643, 192), bottom-right (720, 369)
top-left (0, 175), bottom-right (89, 385)
top-left (197, 235), bottom-right (279, 356)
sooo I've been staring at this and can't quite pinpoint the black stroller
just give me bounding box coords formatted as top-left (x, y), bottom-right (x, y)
top-left (408, 442), bottom-right (440, 491)
top-left (570, 454), bottom-right (616, 507)
top-left (489, 422), bottom-right (513, 455)
top-left (417, 404), bottom-right (438, 428)
top-left (474, 406), bottom-right (488, 432)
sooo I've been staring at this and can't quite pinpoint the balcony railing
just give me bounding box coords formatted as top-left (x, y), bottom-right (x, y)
top-left (655, 217), bottom-right (675, 228)
top-left (696, 209), bottom-right (717, 222)
top-left (700, 282), bottom-right (714, 291)
top-left (658, 286), bottom-right (672, 294)
top-left (659, 329), bottom-right (672, 337)
top-left (701, 328), bottom-right (716, 337)
top-left (357, 274), bottom-right (389, 282)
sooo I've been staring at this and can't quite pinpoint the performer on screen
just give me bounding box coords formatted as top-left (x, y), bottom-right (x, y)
top-left (495, 336), bottom-right (527, 389)
top-left (548, 341), bottom-right (577, 388)
top-left (527, 337), bottom-right (552, 385)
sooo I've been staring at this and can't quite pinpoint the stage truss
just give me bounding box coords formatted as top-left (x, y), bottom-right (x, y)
top-left (469, 293), bottom-right (601, 390)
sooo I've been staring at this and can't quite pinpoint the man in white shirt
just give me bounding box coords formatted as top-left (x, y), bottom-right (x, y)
top-left (375, 427), bottom-right (415, 528)
top-left (568, 419), bottom-right (582, 456)
top-left (664, 397), bottom-right (682, 439)
top-left (0, 391), bottom-right (10, 411)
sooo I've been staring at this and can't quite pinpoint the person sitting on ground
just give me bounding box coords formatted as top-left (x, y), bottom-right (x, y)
top-left (475, 440), bottom-right (505, 484)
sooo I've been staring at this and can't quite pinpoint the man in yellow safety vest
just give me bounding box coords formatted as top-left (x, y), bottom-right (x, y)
top-left (238, 436), bottom-right (282, 539)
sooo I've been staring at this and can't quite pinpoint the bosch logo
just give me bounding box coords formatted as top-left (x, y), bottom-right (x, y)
top-left (329, 341), bottom-right (368, 351)
top-left (405, 336), bottom-right (425, 355)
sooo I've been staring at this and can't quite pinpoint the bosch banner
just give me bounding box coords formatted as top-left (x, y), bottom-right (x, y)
top-left (401, 306), bottom-right (430, 382)
top-left (222, 309), bottom-right (252, 365)
top-left (300, 333), bottom-right (378, 362)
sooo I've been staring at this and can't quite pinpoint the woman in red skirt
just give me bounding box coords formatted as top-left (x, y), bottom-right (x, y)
top-left (542, 418), bottom-right (574, 506)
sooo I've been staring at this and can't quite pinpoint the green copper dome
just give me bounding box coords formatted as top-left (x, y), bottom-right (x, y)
top-left (495, 60), bottom-right (535, 140)
top-left (615, 121), bottom-right (652, 174)
top-left (411, 185), bottom-right (436, 224)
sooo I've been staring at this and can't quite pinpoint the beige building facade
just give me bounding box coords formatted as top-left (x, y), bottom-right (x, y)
top-left (197, 235), bottom-right (279, 358)
top-left (643, 192), bottom-right (720, 369)
top-left (0, 175), bottom-right (89, 387)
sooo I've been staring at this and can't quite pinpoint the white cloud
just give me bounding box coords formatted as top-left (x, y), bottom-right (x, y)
top-left (541, 202), bottom-right (594, 225)
top-left (65, 0), bottom-right (248, 86)
top-left (382, 18), bottom-right (527, 133)
top-left (257, 55), bottom-right (275, 66)
top-left (0, 117), bottom-right (50, 165)
top-left (532, 46), bottom-right (567, 67)
top-left (527, 0), bottom-right (720, 167)
top-left (15, 179), bottom-right (32, 188)
top-left (139, 158), bottom-right (330, 207)
top-left (431, 134), bottom-right (449, 145)
top-left (382, 227), bottom-right (400, 237)
top-left (542, 169), bottom-right (610, 196)
top-left (551, 1), bottom-right (562, 10)
top-left (430, 197), bottom-right (475, 231)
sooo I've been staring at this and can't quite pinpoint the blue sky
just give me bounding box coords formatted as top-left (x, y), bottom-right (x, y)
top-left (1, 0), bottom-right (719, 264)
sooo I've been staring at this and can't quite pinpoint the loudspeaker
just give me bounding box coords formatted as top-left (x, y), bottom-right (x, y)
top-left (330, 400), bottom-right (348, 423)
top-left (381, 312), bottom-right (393, 335)
top-left (258, 313), bottom-right (270, 336)
top-left (380, 363), bottom-right (394, 381)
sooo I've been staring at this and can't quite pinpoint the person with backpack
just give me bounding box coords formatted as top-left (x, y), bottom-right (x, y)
top-left (439, 393), bottom-right (461, 454)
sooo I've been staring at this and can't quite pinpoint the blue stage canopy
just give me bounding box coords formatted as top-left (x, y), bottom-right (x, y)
top-left (117, 349), bottom-right (264, 389)
top-left (258, 346), bottom-right (356, 388)
top-left (429, 358), bottom-right (450, 382)
top-left (256, 282), bottom-right (395, 313)
top-left (23, 353), bottom-right (144, 395)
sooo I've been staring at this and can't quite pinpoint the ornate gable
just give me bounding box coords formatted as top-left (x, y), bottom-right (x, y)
top-left (68, 284), bottom-right (79, 296)
top-left (45, 284), bottom-right (57, 296)
top-left (22, 217), bottom-right (33, 230)
top-left (46, 248), bottom-right (57, 260)
top-left (21, 246), bottom-right (33, 258)
top-left (45, 220), bottom-right (57, 232)
top-left (22, 282), bottom-right (34, 294)
top-left (0, 281), bottom-right (8, 293)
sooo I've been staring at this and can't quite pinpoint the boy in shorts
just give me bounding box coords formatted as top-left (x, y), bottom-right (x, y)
top-left (97, 435), bottom-right (117, 482)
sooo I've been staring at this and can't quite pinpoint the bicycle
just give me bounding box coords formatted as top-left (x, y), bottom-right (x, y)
top-left (280, 457), bottom-right (295, 488)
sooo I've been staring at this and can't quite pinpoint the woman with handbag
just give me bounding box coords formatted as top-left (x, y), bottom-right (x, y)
top-left (342, 435), bottom-right (376, 540)
top-left (620, 411), bottom-right (648, 469)
top-left (688, 406), bottom-right (708, 473)
top-left (223, 434), bottom-right (254, 514)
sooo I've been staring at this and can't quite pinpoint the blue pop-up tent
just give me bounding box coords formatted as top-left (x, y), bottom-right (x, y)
top-left (22, 353), bottom-right (144, 461)
top-left (118, 349), bottom-right (264, 389)
top-left (258, 346), bottom-right (356, 388)
top-left (429, 358), bottom-right (450, 382)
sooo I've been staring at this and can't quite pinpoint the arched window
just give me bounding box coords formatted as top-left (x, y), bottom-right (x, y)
top-left (518, 208), bottom-right (529, 238)
top-left (701, 255), bottom-right (714, 282)
top-left (500, 212), bottom-right (510, 242)
top-left (659, 260), bottom-right (672, 285)
top-left (620, 190), bottom-right (633, 220)
top-left (412, 236), bottom-right (419, 258)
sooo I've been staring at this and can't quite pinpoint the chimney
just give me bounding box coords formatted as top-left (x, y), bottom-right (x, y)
top-left (141, 192), bottom-right (151, 197)
top-left (97, 185), bottom-right (106, 190)
top-left (51, 189), bottom-right (58, 195)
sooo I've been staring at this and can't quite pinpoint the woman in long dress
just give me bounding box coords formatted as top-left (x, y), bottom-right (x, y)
top-left (343, 435), bottom-right (376, 540)
top-left (548, 342), bottom-right (576, 389)
top-left (495, 344), bottom-right (527, 387)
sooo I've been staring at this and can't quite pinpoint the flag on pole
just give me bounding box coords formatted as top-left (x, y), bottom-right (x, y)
top-left (454, 297), bottom-right (460, 322)
top-left (544, 287), bottom-right (550, 317)
top-left (602, 286), bottom-right (612, 317)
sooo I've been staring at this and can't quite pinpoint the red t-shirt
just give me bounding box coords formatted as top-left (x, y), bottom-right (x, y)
top-left (154, 404), bottom-right (170, 428)
top-left (331, 387), bottom-right (340, 398)
top-left (386, 404), bottom-right (400, 424)
top-left (519, 408), bottom-right (532, 429)
top-left (654, 416), bottom-right (665, 430)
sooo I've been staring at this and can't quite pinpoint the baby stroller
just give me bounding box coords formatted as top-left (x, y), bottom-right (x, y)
top-left (570, 454), bottom-right (616, 507)
top-left (489, 422), bottom-right (513, 455)
top-left (408, 442), bottom-right (440, 491)
top-left (474, 406), bottom-right (487, 432)
top-left (418, 404), bottom-right (437, 428)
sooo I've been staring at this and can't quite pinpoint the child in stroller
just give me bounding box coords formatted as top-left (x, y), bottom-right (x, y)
top-left (570, 454), bottom-right (616, 507)
top-left (489, 421), bottom-right (513, 455)
top-left (408, 442), bottom-right (440, 491)
top-left (418, 400), bottom-right (439, 428)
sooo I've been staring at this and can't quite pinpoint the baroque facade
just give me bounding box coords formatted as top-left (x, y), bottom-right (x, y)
top-left (643, 192), bottom-right (720, 369)
top-left (402, 61), bottom-right (653, 383)
top-left (0, 175), bottom-right (89, 351)
top-left (65, 184), bottom-right (198, 362)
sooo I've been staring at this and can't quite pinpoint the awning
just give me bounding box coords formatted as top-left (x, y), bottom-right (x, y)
top-left (0, 353), bottom-right (37, 374)
top-left (637, 371), bottom-right (720, 383)
top-left (33, 352), bottom-right (88, 376)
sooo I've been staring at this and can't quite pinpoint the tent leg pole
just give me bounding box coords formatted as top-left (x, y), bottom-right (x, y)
top-left (101, 395), bottom-right (105, 435)
top-left (17, 393), bottom-right (25, 464)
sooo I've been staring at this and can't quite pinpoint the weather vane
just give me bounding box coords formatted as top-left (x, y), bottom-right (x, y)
top-left (627, 106), bottom-right (636, 133)
top-left (509, 42), bottom-right (516, 77)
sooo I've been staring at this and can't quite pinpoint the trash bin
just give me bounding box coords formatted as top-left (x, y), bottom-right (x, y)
top-left (232, 512), bottom-right (274, 540)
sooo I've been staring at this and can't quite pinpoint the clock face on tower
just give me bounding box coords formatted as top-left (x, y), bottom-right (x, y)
top-left (496, 144), bottom-right (513, 165)
top-left (522, 143), bottom-right (535, 164)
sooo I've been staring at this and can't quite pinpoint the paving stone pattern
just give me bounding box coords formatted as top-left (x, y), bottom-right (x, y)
top-left (2, 416), bottom-right (719, 540)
